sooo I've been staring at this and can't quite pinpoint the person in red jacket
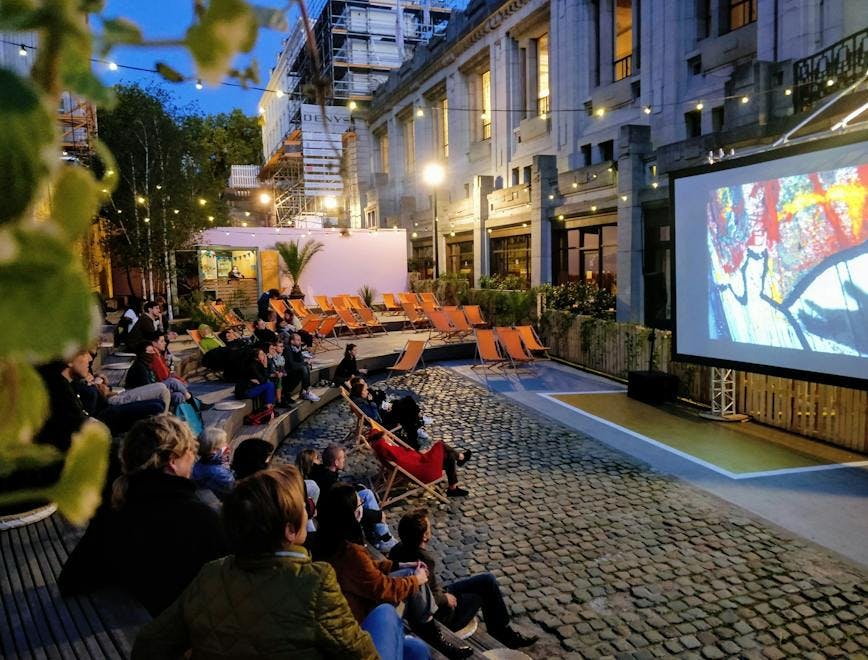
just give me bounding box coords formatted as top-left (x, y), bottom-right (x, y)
top-left (367, 429), bottom-right (471, 497)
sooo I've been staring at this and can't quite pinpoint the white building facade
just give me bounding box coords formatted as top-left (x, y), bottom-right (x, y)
top-left (359, 0), bottom-right (868, 323)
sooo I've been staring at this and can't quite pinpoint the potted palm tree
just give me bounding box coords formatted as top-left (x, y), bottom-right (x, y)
top-left (275, 239), bottom-right (325, 299)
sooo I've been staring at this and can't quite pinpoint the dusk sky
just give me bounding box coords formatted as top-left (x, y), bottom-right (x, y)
top-left (101, 0), bottom-right (293, 117)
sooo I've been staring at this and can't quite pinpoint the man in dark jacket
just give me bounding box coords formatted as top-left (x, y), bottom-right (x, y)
top-left (257, 288), bottom-right (280, 321)
top-left (126, 300), bottom-right (161, 348)
top-left (390, 509), bottom-right (537, 650)
top-left (284, 332), bottom-right (319, 402)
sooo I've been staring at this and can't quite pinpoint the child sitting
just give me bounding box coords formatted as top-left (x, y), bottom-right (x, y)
top-left (192, 427), bottom-right (235, 501)
top-left (267, 340), bottom-right (288, 406)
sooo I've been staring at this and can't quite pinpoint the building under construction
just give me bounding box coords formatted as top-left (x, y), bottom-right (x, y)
top-left (258, 0), bottom-right (460, 228)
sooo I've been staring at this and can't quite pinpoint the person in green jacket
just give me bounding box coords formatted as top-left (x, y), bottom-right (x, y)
top-left (132, 466), bottom-right (390, 660)
top-left (197, 324), bottom-right (224, 353)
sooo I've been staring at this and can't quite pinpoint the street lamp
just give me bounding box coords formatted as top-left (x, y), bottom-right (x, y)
top-left (422, 162), bottom-right (445, 279)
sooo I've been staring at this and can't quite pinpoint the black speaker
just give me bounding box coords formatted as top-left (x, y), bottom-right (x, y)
top-left (627, 370), bottom-right (679, 406)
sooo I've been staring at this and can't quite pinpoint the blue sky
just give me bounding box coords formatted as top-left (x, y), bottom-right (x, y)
top-left (100, 1), bottom-right (291, 116)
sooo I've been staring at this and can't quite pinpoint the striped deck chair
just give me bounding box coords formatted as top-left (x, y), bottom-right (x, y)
top-left (401, 302), bottom-right (431, 331)
top-left (495, 326), bottom-right (535, 370)
top-left (313, 315), bottom-right (340, 351)
top-left (386, 339), bottom-right (427, 386)
top-left (357, 306), bottom-right (388, 334)
top-left (288, 298), bottom-right (311, 318)
top-left (419, 291), bottom-right (440, 308)
top-left (336, 307), bottom-right (371, 336)
top-left (314, 295), bottom-right (335, 314)
top-left (427, 309), bottom-right (462, 342)
top-left (516, 325), bottom-right (550, 358)
top-left (463, 305), bottom-right (488, 328)
top-left (398, 292), bottom-right (420, 309)
top-left (471, 328), bottom-right (507, 371)
top-left (445, 309), bottom-right (474, 338)
top-left (269, 299), bottom-right (289, 318)
top-left (382, 293), bottom-right (402, 315)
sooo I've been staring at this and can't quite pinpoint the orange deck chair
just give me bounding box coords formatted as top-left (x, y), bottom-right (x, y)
top-left (314, 295), bottom-right (335, 314)
top-left (516, 325), bottom-right (550, 357)
top-left (270, 299), bottom-right (289, 318)
top-left (386, 339), bottom-right (427, 385)
top-left (445, 309), bottom-right (474, 338)
top-left (336, 307), bottom-right (371, 336)
top-left (300, 314), bottom-right (324, 336)
top-left (472, 329), bottom-right (507, 370)
top-left (349, 295), bottom-right (367, 311)
top-left (313, 315), bottom-right (340, 351)
top-left (402, 302), bottom-right (431, 331)
top-left (331, 295), bottom-right (351, 311)
top-left (341, 389), bottom-right (402, 449)
top-left (210, 302), bottom-right (244, 328)
top-left (427, 309), bottom-right (462, 342)
top-left (357, 306), bottom-right (388, 334)
top-left (398, 292), bottom-right (420, 309)
top-left (288, 298), bottom-right (311, 319)
top-left (187, 328), bottom-right (203, 350)
top-left (382, 293), bottom-right (402, 315)
top-left (463, 305), bottom-right (488, 328)
top-left (419, 291), bottom-right (440, 308)
top-left (495, 326), bottom-right (535, 369)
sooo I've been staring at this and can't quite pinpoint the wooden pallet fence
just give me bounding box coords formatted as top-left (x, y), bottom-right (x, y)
top-left (539, 312), bottom-right (868, 453)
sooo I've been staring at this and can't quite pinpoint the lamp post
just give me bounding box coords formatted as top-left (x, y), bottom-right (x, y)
top-left (422, 162), bottom-right (445, 279)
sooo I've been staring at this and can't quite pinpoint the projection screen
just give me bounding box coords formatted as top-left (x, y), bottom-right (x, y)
top-left (672, 134), bottom-right (868, 388)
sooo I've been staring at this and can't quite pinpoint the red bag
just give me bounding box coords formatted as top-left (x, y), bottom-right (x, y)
top-left (244, 408), bottom-right (275, 426)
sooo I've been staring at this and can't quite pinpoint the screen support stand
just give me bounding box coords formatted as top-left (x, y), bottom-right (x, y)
top-left (700, 367), bottom-right (749, 422)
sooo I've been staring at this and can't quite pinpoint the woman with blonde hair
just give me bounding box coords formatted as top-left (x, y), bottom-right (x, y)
top-left (134, 466), bottom-right (391, 659)
top-left (60, 415), bottom-right (227, 615)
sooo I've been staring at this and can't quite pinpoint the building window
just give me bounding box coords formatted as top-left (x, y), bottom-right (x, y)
top-left (599, 139), bottom-right (614, 162)
top-left (537, 34), bottom-right (550, 116)
top-left (411, 244), bottom-right (433, 279)
top-left (581, 143), bottom-right (592, 166)
top-left (436, 98), bottom-right (449, 159)
top-left (697, 0), bottom-right (711, 39)
top-left (685, 109), bottom-right (702, 138)
top-left (378, 131), bottom-right (389, 174)
top-left (728, 0), bottom-right (756, 31)
top-left (480, 70), bottom-right (492, 140)
top-left (490, 234), bottom-right (530, 286)
top-left (556, 224), bottom-right (617, 292)
top-left (366, 209), bottom-right (377, 227)
top-left (613, 0), bottom-right (633, 81)
top-left (712, 106), bottom-right (725, 133)
top-left (446, 240), bottom-right (474, 281)
top-left (402, 118), bottom-right (415, 174)
top-left (643, 207), bottom-right (671, 328)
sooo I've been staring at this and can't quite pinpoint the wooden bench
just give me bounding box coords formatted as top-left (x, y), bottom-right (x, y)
top-left (0, 513), bottom-right (151, 658)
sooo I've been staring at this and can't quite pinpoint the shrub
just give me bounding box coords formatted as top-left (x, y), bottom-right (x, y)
top-left (357, 284), bottom-right (377, 307)
top-left (539, 282), bottom-right (615, 320)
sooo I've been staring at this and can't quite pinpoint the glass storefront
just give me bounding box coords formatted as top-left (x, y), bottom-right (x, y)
top-left (555, 224), bottom-right (617, 293)
top-left (490, 233), bottom-right (530, 286)
top-left (446, 239), bottom-right (474, 283)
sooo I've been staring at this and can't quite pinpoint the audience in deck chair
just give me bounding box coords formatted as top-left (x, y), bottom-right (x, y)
top-left (314, 483), bottom-right (465, 659)
top-left (191, 428), bottom-right (235, 501)
top-left (197, 323), bottom-right (224, 353)
top-left (132, 466), bottom-right (381, 660)
top-left (253, 317), bottom-right (278, 344)
top-left (310, 444), bottom-right (398, 552)
top-left (59, 415), bottom-right (227, 616)
top-left (284, 332), bottom-right (320, 402)
top-left (279, 309), bottom-right (314, 348)
top-left (349, 380), bottom-right (431, 446)
top-left (391, 509), bottom-right (538, 649)
top-left (36, 351), bottom-right (168, 450)
top-left (367, 429), bottom-right (471, 498)
top-left (334, 343), bottom-right (368, 387)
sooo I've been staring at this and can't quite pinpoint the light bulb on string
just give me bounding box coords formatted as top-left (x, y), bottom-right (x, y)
top-left (18, 44), bottom-right (27, 57)
top-left (195, 80), bottom-right (203, 90)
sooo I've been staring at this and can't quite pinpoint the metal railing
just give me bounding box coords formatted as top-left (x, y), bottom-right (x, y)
top-left (613, 54), bottom-right (632, 81)
top-left (537, 94), bottom-right (550, 117)
top-left (793, 27), bottom-right (868, 112)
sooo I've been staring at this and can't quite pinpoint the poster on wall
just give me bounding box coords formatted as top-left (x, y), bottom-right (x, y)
top-left (216, 254), bottom-right (232, 278)
top-left (198, 250), bottom-right (217, 281)
top-left (301, 104), bottom-right (352, 197)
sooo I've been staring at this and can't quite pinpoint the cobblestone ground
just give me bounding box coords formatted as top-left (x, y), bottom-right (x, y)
top-left (274, 368), bottom-right (868, 660)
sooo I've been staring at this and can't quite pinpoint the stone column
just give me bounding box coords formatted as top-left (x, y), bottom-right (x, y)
top-left (616, 124), bottom-right (652, 323)
top-left (474, 175), bottom-right (493, 286)
top-left (531, 155), bottom-right (557, 286)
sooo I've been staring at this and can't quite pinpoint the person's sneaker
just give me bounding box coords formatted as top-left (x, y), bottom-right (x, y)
top-left (375, 535), bottom-right (398, 553)
top-left (302, 350), bottom-right (314, 360)
top-left (416, 428), bottom-right (431, 442)
top-left (421, 415), bottom-right (434, 426)
top-left (457, 449), bottom-right (472, 467)
top-left (446, 486), bottom-right (469, 497)
top-left (493, 626), bottom-right (539, 649)
top-left (301, 390), bottom-right (320, 402)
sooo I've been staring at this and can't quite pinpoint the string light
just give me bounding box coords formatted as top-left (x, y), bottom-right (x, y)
top-left (695, 101), bottom-right (704, 110)
top-left (348, 101), bottom-right (357, 110)
top-left (198, 198), bottom-right (207, 206)
top-left (18, 44), bottom-right (27, 57)
top-left (590, 205), bottom-right (597, 212)
top-left (643, 106), bottom-right (651, 114)
top-left (195, 79), bottom-right (203, 90)
top-left (416, 107), bottom-right (424, 117)
top-left (275, 90), bottom-right (284, 98)
top-left (108, 61), bottom-right (118, 71)
top-left (173, 209), bottom-right (180, 214)
top-left (741, 96), bottom-right (749, 104)
top-left (785, 88), bottom-right (792, 96)
top-left (594, 107), bottom-right (605, 117)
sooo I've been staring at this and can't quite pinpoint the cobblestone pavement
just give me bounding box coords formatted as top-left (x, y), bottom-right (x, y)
top-left (274, 368), bottom-right (868, 659)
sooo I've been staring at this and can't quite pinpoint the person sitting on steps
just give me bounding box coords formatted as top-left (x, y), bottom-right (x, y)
top-left (191, 427), bottom-right (235, 501)
top-left (284, 332), bottom-right (319, 402)
top-left (233, 347), bottom-right (275, 416)
top-left (334, 343), bottom-right (368, 388)
top-left (390, 508), bottom-right (538, 649)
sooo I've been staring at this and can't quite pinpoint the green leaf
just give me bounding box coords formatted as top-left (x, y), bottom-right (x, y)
top-left (0, 360), bottom-right (49, 447)
top-left (47, 420), bottom-right (111, 526)
top-left (0, 227), bottom-right (99, 360)
top-left (0, 443), bottom-right (61, 478)
top-left (52, 165), bottom-right (101, 240)
top-left (250, 4), bottom-right (288, 31)
top-left (186, 0), bottom-right (258, 84)
top-left (155, 62), bottom-right (185, 83)
top-left (0, 69), bottom-right (55, 225)
top-left (100, 17), bottom-right (143, 53)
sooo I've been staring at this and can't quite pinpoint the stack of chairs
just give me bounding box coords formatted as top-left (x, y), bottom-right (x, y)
top-left (470, 325), bottom-right (547, 373)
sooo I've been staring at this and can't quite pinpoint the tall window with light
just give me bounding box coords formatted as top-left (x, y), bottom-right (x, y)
top-left (480, 70), bottom-right (492, 140)
top-left (613, 0), bottom-right (633, 81)
top-left (402, 118), bottom-right (415, 174)
top-left (439, 98), bottom-right (449, 158)
top-left (537, 34), bottom-right (550, 116)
